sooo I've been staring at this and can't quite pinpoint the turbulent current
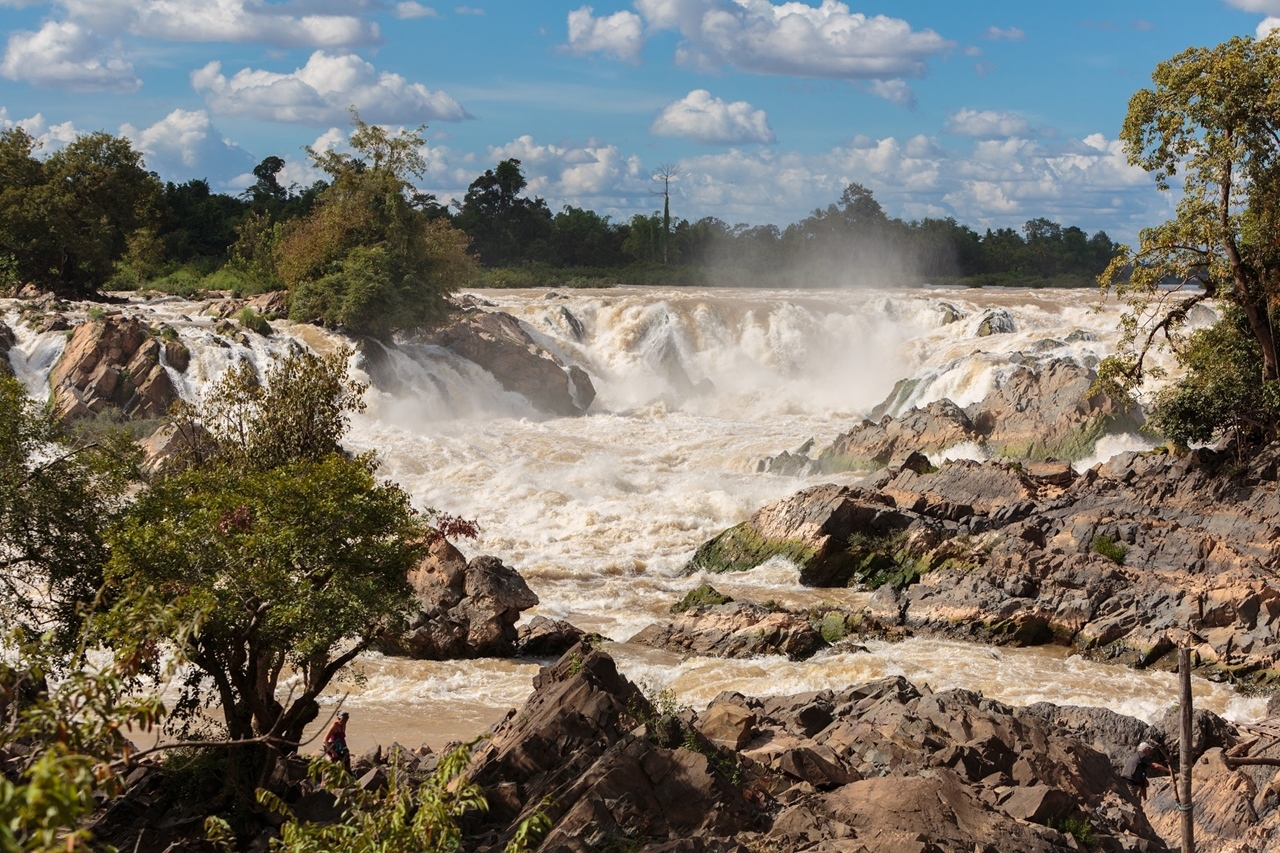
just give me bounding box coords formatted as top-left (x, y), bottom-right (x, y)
top-left (4, 285), bottom-right (1263, 754)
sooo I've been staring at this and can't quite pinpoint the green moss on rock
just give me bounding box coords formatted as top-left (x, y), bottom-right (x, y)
top-left (684, 522), bottom-right (819, 576)
top-left (671, 583), bottom-right (733, 614)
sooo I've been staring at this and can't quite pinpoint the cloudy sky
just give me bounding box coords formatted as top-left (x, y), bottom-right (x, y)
top-left (1, 0), bottom-right (1275, 243)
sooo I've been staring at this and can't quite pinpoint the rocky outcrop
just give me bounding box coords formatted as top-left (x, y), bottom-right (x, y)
top-left (693, 441), bottom-right (1280, 685)
top-left (629, 601), bottom-right (827, 660)
top-left (377, 538), bottom-right (539, 659)
top-left (464, 645), bottom-right (1168, 852)
top-left (765, 358), bottom-right (1145, 472)
top-left (49, 315), bottom-right (183, 421)
top-left (427, 309), bottom-right (595, 416)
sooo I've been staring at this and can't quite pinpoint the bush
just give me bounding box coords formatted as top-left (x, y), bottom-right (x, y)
top-left (236, 306), bottom-right (271, 336)
top-left (1092, 534), bottom-right (1128, 565)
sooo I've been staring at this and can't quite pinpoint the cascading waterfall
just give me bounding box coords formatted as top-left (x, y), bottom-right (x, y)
top-left (3, 285), bottom-right (1252, 753)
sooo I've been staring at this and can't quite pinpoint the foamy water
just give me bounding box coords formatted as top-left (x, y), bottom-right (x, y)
top-left (6, 285), bottom-right (1253, 753)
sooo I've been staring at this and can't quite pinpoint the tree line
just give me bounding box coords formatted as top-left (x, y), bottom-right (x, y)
top-left (1, 112), bottom-right (1121, 331)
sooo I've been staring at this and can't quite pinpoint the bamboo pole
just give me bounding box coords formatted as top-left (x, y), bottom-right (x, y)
top-left (1180, 646), bottom-right (1194, 853)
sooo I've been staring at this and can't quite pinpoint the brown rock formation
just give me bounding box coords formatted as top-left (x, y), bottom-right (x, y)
top-left (427, 309), bottom-right (595, 416)
top-left (629, 601), bottom-right (827, 660)
top-left (377, 538), bottom-right (539, 659)
top-left (693, 441), bottom-right (1280, 685)
top-left (462, 646), bottom-right (1167, 852)
top-left (49, 315), bottom-right (180, 421)
top-left (765, 359), bottom-right (1145, 472)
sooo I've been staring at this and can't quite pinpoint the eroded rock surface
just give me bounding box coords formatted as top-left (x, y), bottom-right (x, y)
top-left (378, 538), bottom-right (539, 659)
top-left (629, 601), bottom-right (827, 661)
top-left (427, 309), bottom-right (595, 416)
top-left (49, 315), bottom-right (182, 421)
top-left (464, 645), bottom-right (1169, 852)
top-left (764, 359), bottom-right (1144, 472)
top-left (692, 443), bottom-right (1280, 684)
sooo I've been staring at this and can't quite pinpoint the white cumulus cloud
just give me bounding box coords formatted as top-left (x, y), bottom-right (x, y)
top-left (650, 90), bottom-right (775, 144)
top-left (56, 0), bottom-right (381, 48)
top-left (944, 108), bottom-right (1034, 139)
top-left (121, 108), bottom-right (256, 185)
top-left (1, 20), bottom-right (139, 91)
top-left (566, 6), bottom-right (645, 63)
top-left (192, 51), bottom-right (472, 125)
top-left (627, 0), bottom-right (952, 81)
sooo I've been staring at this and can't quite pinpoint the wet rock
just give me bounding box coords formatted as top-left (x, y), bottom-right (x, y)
top-left (804, 359), bottom-right (1145, 474)
top-left (629, 601), bottom-right (827, 661)
top-left (683, 483), bottom-right (912, 585)
top-left (976, 307), bottom-right (1016, 336)
top-left (516, 615), bottom-right (589, 658)
top-left (463, 647), bottom-right (1165, 852)
top-left (426, 309), bottom-right (595, 416)
top-left (379, 538), bottom-right (539, 659)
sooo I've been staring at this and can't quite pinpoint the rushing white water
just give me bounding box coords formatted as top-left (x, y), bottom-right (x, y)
top-left (4, 285), bottom-right (1255, 753)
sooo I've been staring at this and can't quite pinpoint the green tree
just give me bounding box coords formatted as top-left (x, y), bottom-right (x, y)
top-left (277, 112), bottom-right (476, 336)
top-left (453, 159), bottom-right (554, 266)
top-left (1100, 34), bottom-right (1280, 442)
top-left (106, 349), bottom-right (430, 752)
top-left (0, 375), bottom-right (137, 647)
top-left (0, 129), bottom-right (164, 296)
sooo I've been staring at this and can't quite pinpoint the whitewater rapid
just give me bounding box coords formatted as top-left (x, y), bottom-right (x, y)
top-left (4, 285), bottom-right (1257, 753)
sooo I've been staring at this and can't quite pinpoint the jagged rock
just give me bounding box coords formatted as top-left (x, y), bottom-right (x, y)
top-left (976, 307), bottom-right (1017, 336)
top-left (378, 538), bottom-right (539, 659)
top-left (820, 400), bottom-right (978, 471)
top-left (516, 615), bottom-right (588, 658)
top-left (247, 291), bottom-right (289, 318)
top-left (699, 438), bottom-right (1280, 684)
top-left (792, 359), bottom-right (1146, 475)
top-left (463, 651), bottom-right (1166, 853)
top-left (683, 483), bottom-right (913, 586)
top-left (138, 422), bottom-right (215, 475)
top-left (426, 309), bottom-right (595, 416)
top-left (49, 315), bottom-right (178, 421)
top-left (629, 601), bottom-right (827, 661)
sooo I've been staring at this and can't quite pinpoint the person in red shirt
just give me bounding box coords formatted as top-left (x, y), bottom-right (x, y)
top-left (324, 710), bottom-right (351, 773)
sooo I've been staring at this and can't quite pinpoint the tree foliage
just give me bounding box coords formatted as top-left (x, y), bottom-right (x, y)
top-left (0, 129), bottom-right (164, 296)
top-left (1099, 33), bottom-right (1280, 445)
top-left (277, 112), bottom-right (476, 337)
top-left (0, 375), bottom-right (137, 646)
top-left (453, 159), bottom-right (554, 266)
top-left (107, 349), bottom-right (428, 751)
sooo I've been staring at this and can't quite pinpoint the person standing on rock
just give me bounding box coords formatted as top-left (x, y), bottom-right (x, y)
top-left (1120, 741), bottom-right (1169, 801)
top-left (324, 710), bottom-right (351, 773)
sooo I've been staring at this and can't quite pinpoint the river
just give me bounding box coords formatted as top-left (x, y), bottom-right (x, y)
top-left (4, 285), bottom-right (1261, 755)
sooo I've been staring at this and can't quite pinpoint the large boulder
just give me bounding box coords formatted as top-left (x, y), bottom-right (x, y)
top-left (629, 601), bottom-right (828, 661)
top-left (378, 538), bottom-right (539, 659)
top-left (49, 315), bottom-right (179, 421)
top-left (683, 483), bottom-right (916, 586)
top-left (427, 309), bottom-right (595, 416)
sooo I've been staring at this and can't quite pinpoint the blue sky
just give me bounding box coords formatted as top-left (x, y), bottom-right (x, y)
top-left (0, 0), bottom-right (1274, 244)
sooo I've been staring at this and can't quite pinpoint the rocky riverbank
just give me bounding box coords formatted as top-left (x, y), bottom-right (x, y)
top-left (693, 440), bottom-right (1280, 687)
top-left (90, 643), bottom-right (1280, 852)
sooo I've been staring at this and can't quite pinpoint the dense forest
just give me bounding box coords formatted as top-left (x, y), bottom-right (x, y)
top-left (0, 116), bottom-right (1121, 317)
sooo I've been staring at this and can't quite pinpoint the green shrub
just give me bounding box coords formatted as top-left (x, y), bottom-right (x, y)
top-left (236, 306), bottom-right (272, 336)
top-left (1092, 534), bottom-right (1128, 565)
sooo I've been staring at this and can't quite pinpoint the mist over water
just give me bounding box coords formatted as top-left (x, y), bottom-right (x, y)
top-left (5, 285), bottom-right (1252, 753)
